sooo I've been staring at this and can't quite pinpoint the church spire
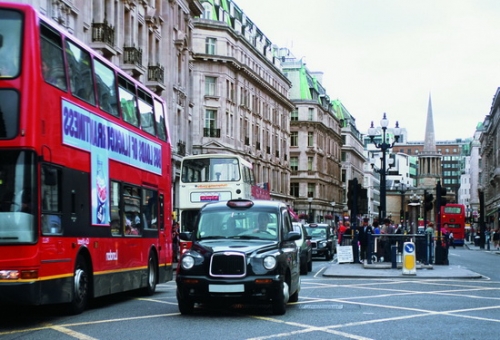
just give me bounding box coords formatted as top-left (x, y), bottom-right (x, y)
top-left (423, 93), bottom-right (436, 152)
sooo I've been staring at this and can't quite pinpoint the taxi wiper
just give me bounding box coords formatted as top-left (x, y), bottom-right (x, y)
top-left (198, 235), bottom-right (226, 240)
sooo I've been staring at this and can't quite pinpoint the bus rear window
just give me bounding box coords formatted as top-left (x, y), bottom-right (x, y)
top-left (0, 9), bottom-right (22, 78)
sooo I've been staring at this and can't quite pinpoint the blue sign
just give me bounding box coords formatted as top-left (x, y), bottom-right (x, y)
top-left (404, 243), bottom-right (415, 253)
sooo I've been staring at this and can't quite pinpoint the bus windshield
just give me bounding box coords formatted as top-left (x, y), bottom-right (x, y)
top-left (181, 157), bottom-right (241, 183)
top-left (0, 9), bottom-right (22, 78)
top-left (0, 150), bottom-right (37, 244)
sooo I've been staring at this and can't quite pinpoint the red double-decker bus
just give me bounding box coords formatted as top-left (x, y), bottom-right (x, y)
top-left (441, 203), bottom-right (466, 246)
top-left (0, 2), bottom-right (173, 313)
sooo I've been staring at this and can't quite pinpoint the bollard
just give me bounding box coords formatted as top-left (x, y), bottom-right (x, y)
top-left (402, 242), bottom-right (417, 275)
top-left (391, 245), bottom-right (397, 269)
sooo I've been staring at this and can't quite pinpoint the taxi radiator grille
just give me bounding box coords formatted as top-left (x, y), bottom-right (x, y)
top-left (210, 252), bottom-right (246, 278)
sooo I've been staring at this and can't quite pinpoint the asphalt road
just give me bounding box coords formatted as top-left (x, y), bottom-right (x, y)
top-left (0, 246), bottom-right (498, 340)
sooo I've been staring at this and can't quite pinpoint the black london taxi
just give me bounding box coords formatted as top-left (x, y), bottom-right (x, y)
top-left (304, 223), bottom-right (335, 260)
top-left (176, 199), bottom-right (301, 315)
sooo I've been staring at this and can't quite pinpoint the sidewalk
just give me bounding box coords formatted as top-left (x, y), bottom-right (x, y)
top-left (322, 243), bottom-right (496, 279)
top-left (322, 261), bottom-right (483, 279)
top-left (464, 241), bottom-right (500, 253)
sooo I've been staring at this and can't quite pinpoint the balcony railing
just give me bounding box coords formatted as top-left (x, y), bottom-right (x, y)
top-left (123, 46), bottom-right (143, 66)
top-left (203, 128), bottom-right (220, 138)
top-left (148, 64), bottom-right (164, 83)
top-left (92, 21), bottom-right (114, 45)
top-left (177, 140), bottom-right (186, 156)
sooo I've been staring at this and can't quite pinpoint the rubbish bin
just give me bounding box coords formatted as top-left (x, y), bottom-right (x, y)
top-left (474, 236), bottom-right (480, 246)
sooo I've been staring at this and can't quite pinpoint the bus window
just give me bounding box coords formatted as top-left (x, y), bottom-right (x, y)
top-left (123, 185), bottom-right (141, 236)
top-left (0, 9), bottom-right (21, 78)
top-left (94, 59), bottom-right (118, 116)
top-left (110, 181), bottom-right (121, 236)
top-left (154, 99), bottom-right (167, 141)
top-left (138, 89), bottom-right (155, 135)
top-left (41, 164), bottom-right (62, 235)
top-left (65, 40), bottom-right (95, 105)
top-left (118, 75), bottom-right (139, 126)
top-left (142, 189), bottom-right (158, 229)
top-left (40, 22), bottom-right (67, 90)
top-left (0, 151), bottom-right (36, 243)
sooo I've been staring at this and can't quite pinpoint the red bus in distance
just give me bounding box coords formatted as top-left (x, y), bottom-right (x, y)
top-left (441, 203), bottom-right (466, 246)
top-left (0, 2), bottom-right (173, 314)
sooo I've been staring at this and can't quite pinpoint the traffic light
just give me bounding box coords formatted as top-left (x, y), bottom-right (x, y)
top-left (424, 190), bottom-right (434, 212)
top-left (347, 178), bottom-right (357, 210)
top-left (436, 181), bottom-right (447, 208)
top-left (439, 187), bottom-right (447, 206)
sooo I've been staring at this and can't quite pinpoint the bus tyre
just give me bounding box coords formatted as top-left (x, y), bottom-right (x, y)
top-left (68, 255), bottom-right (89, 315)
top-left (177, 290), bottom-right (194, 315)
top-left (272, 281), bottom-right (289, 315)
top-left (142, 252), bottom-right (157, 296)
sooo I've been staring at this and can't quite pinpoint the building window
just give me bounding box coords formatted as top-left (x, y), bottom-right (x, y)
top-left (291, 109), bottom-right (298, 121)
top-left (290, 183), bottom-right (299, 197)
top-left (290, 157), bottom-right (298, 171)
top-left (203, 109), bottom-right (219, 137)
top-left (308, 132), bottom-right (314, 147)
top-left (308, 157), bottom-right (313, 171)
top-left (308, 108), bottom-right (314, 121)
top-left (205, 76), bottom-right (216, 95)
top-left (307, 183), bottom-right (315, 198)
top-left (202, 3), bottom-right (212, 19)
top-left (205, 37), bottom-right (216, 54)
top-left (290, 131), bottom-right (298, 147)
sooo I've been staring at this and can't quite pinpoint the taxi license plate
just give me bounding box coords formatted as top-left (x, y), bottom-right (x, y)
top-left (209, 284), bottom-right (244, 293)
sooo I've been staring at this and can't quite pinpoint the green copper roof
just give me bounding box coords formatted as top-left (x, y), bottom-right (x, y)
top-left (299, 66), bottom-right (312, 100)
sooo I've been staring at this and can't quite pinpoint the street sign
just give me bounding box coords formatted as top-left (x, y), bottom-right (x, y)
top-left (402, 242), bottom-right (416, 275)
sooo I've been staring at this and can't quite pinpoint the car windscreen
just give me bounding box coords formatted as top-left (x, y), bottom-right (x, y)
top-left (197, 210), bottom-right (278, 240)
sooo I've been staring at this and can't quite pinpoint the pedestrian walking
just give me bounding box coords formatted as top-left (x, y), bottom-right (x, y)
top-left (449, 231), bottom-right (455, 249)
top-left (493, 228), bottom-right (499, 250)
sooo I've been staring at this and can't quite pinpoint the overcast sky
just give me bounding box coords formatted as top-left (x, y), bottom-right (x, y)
top-left (234, 0), bottom-right (500, 141)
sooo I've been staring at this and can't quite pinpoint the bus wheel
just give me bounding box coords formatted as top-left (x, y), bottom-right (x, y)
top-left (142, 252), bottom-right (157, 296)
top-left (68, 255), bottom-right (89, 315)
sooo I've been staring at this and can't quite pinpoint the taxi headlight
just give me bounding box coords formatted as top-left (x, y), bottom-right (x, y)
top-left (263, 256), bottom-right (277, 270)
top-left (319, 241), bottom-right (327, 248)
top-left (181, 255), bottom-right (195, 270)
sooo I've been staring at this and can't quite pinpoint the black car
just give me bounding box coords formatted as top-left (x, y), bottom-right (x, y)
top-left (304, 223), bottom-right (335, 260)
top-left (176, 199), bottom-right (301, 315)
top-left (292, 222), bottom-right (312, 274)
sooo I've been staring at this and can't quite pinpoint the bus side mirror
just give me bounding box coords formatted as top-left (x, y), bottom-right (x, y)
top-left (0, 34), bottom-right (3, 48)
top-left (179, 231), bottom-right (192, 240)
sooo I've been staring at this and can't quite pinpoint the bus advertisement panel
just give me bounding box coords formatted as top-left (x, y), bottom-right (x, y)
top-left (0, 3), bottom-right (173, 313)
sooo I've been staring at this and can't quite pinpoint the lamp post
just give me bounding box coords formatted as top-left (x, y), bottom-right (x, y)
top-left (330, 201), bottom-right (336, 227)
top-left (308, 197), bottom-right (313, 223)
top-left (368, 113), bottom-right (402, 220)
top-left (399, 179), bottom-right (408, 231)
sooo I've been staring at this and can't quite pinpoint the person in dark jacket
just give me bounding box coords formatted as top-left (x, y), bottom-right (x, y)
top-left (358, 218), bottom-right (373, 262)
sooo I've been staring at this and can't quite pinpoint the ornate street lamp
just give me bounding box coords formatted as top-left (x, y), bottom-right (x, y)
top-left (368, 113), bottom-right (402, 220)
